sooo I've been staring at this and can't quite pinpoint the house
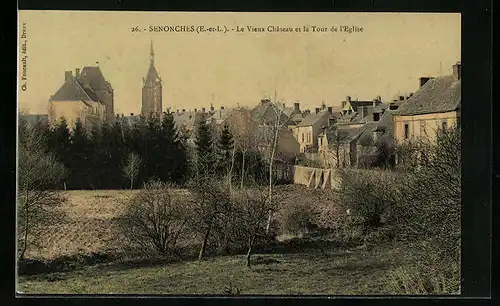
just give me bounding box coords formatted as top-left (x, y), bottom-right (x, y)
top-left (296, 103), bottom-right (338, 153)
top-left (336, 96), bottom-right (383, 127)
top-left (393, 61), bottom-right (461, 144)
top-left (318, 99), bottom-right (401, 169)
top-left (48, 66), bottom-right (113, 129)
top-left (221, 99), bottom-right (300, 161)
top-left (172, 109), bottom-right (209, 137)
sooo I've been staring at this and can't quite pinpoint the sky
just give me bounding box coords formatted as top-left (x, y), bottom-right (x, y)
top-left (17, 11), bottom-right (461, 115)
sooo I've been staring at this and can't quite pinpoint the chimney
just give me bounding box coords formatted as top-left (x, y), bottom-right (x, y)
top-left (327, 106), bottom-right (333, 114)
top-left (282, 103), bottom-right (286, 108)
top-left (194, 108), bottom-right (197, 113)
top-left (294, 102), bottom-right (300, 112)
top-left (419, 77), bottom-right (432, 88)
top-left (341, 101), bottom-right (346, 109)
top-left (372, 99), bottom-right (378, 108)
top-left (359, 106), bottom-right (366, 119)
top-left (210, 105), bottom-right (215, 112)
top-left (346, 96), bottom-right (351, 102)
top-left (221, 106), bottom-right (225, 110)
top-left (321, 101), bottom-right (326, 109)
top-left (399, 96), bottom-right (405, 101)
top-left (315, 107), bottom-right (320, 114)
top-left (261, 98), bottom-right (270, 104)
top-left (75, 68), bottom-right (80, 78)
top-left (65, 71), bottom-right (72, 81)
top-left (453, 61), bottom-right (461, 81)
top-left (202, 108), bottom-right (206, 113)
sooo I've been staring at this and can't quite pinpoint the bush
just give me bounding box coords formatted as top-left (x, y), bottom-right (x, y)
top-left (118, 180), bottom-right (191, 256)
top-left (338, 169), bottom-right (401, 233)
top-left (277, 202), bottom-right (316, 235)
top-left (387, 261), bottom-right (460, 295)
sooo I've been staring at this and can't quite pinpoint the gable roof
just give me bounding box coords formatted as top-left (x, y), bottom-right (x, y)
top-left (50, 75), bottom-right (99, 102)
top-left (348, 100), bottom-right (374, 112)
top-left (173, 111), bottom-right (207, 129)
top-left (251, 101), bottom-right (290, 125)
top-left (78, 66), bottom-right (113, 91)
top-left (298, 109), bottom-right (334, 127)
top-left (396, 75), bottom-right (461, 116)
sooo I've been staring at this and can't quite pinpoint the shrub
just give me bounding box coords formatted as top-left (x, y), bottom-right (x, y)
top-left (17, 123), bottom-right (67, 260)
top-left (387, 261), bottom-right (460, 295)
top-left (277, 202), bottom-right (316, 235)
top-left (118, 180), bottom-right (190, 256)
top-left (338, 169), bottom-right (401, 233)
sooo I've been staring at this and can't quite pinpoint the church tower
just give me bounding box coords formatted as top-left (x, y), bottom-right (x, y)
top-left (141, 41), bottom-right (162, 117)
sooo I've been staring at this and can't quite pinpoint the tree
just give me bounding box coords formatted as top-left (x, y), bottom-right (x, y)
top-left (194, 116), bottom-right (216, 178)
top-left (47, 118), bottom-right (71, 189)
top-left (326, 125), bottom-right (349, 168)
top-left (265, 99), bottom-right (286, 234)
top-left (234, 184), bottom-right (273, 267)
top-left (188, 179), bottom-right (232, 261)
top-left (123, 152), bottom-right (142, 189)
top-left (119, 180), bottom-right (190, 255)
top-left (216, 123), bottom-right (234, 180)
top-left (68, 118), bottom-right (90, 189)
top-left (160, 112), bottom-right (189, 183)
top-left (17, 123), bottom-right (67, 260)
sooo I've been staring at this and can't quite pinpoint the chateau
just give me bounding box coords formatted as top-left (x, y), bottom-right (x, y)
top-left (48, 65), bottom-right (114, 128)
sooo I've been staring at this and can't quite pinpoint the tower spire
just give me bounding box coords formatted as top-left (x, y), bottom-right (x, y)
top-left (150, 40), bottom-right (155, 65)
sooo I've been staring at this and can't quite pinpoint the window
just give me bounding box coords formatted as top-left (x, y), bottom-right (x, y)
top-left (301, 133), bottom-right (304, 143)
top-left (404, 123), bottom-right (409, 139)
top-left (320, 137), bottom-right (323, 146)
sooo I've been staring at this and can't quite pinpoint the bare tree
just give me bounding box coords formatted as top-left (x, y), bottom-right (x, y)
top-left (265, 94), bottom-right (286, 234)
top-left (123, 152), bottom-right (142, 189)
top-left (327, 126), bottom-right (349, 168)
top-left (188, 178), bottom-right (232, 261)
top-left (119, 180), bottom-right (190, 255)
top-left (227, 107), bottom-right (259, 188)
top-left (17, 123), bottom-right (67, 260)
top-left (233, 184), bottom-right (274, 268)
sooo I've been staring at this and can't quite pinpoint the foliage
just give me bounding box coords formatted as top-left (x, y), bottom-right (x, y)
top-left (17, 122), bottom-right (67, 260)
top-left (277, 202), bottom-right (316, 235)
top-left (24, 113), bottom-right (191, 190)
top-left (187, 178), bottom-right (233, 260)
top-left (123, 152), bottom-right (142, 189)
top-left (194, 116), bottom-right (217, 178)
top-left (216, 123), bottom-right (234, 178)
top-left (119, 180), bottom-right (190, 255)
top-left (338, 126), bottom-right (461, 294)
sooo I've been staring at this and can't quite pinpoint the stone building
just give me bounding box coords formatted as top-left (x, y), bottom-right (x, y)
top-left (393, 61), bottom-right (461, 144)
top-left (48, 66), bottom-right (112, 129)
top-left (141, 41), bottom-right (163, 117)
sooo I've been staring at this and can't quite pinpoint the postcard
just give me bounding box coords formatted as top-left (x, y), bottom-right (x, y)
top-left (17, 10), bottom-right (461, 295)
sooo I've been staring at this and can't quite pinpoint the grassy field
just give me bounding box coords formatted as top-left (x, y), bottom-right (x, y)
top-left (17, 186), bottom-right (411, 295)
top-left (18, 241), bottom-right (408, 295)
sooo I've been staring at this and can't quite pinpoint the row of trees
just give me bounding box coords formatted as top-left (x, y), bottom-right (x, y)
top-left (19, 112), bottom-right (269, 190)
